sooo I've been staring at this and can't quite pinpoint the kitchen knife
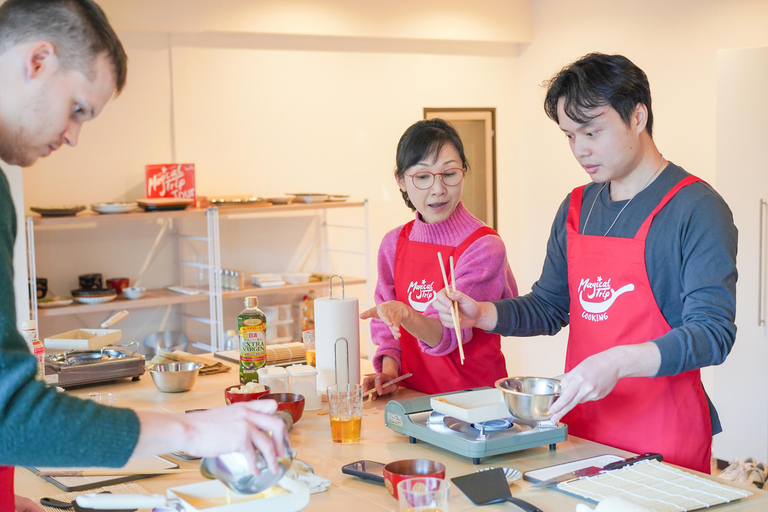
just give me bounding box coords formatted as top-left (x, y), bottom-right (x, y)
top-left (530, 452), bottom-right (663, 489)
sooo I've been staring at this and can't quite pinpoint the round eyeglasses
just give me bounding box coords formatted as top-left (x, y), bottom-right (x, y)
top-left (406, 168), bottom-right (466, 190)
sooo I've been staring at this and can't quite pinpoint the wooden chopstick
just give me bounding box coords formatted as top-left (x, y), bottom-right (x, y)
top-left (449, 255), bottom-right (466, 364)
top-left (437, 252), bottom-right (465, 364)
top-left (36, 468), bottom-right (199, 477)
top-left (316, 373), bottom-right (414, 415)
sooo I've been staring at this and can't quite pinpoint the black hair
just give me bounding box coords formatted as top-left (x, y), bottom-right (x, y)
top-left (543, 53), bottom-right (653, 137)
top-left (0, 0), bottom-right (127, 94)
top-left (395, 118), bottom-right (469, 211)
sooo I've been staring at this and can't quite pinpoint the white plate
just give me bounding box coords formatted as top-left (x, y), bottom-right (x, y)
top-left (430, 389), bottom-right (510, 423)
top-left (289, 194), bottom-right (328, 204)
top-left (327, 195), bottom-right (349, 202)
top-left (73, 294), bottom-right (117, 305)
top-left (90, 202), bottom-right (138, 214)
top-left (37, 297), bottom-right (73, 308)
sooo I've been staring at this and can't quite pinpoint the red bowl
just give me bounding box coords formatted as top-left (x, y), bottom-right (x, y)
top-left (224, 384), bottom-right (270, 405)
top-left (383, 459), bottom-right (446, 499)
top-left (257, 392), bottom-right (305, 424)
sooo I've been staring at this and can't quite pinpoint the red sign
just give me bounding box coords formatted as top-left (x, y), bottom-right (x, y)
top-left (145, 164), bottom-right (196, 202)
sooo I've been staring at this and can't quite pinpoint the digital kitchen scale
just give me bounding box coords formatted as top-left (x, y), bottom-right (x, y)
top-left (384, 388), bottom-right (568, 464)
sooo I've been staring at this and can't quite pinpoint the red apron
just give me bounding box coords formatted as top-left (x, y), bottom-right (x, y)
top-left (0, 466), bottom-right (14, 510)
top-left (394, 221), bottom-right (507, 394)
top-left (564, 175), bottom-right (712, 473)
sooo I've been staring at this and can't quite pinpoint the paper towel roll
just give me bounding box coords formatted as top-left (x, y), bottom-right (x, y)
top-left (315, 296), bottom-right (360, 394)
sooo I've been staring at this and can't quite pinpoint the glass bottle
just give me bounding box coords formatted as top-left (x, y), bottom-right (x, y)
top-left (21, 320), bottom-right (45, 382)
top-left (301, 290), bottom-right (316, 331)
top-left (238, 296), bottom-right (267, 384)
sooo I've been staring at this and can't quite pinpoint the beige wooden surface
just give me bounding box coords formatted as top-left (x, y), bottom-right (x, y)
top-left (15, 355), bottom-right (768, 511)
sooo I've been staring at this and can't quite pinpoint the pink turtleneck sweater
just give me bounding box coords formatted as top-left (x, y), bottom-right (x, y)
top-left (371, 202), bottom-right (518, 373)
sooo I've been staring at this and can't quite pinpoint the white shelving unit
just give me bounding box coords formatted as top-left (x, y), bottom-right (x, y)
top-left (26, 200), bottom-right (370, 353)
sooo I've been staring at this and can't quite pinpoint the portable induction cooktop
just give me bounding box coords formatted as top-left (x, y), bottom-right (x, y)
top-left (384, 388), bottom-right (568, 464)
top-left (45, 346), bottom-right (145, 388)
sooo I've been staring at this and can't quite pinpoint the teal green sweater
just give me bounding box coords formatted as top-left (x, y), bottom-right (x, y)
top-left (0, 169), bottom-right (140, 467)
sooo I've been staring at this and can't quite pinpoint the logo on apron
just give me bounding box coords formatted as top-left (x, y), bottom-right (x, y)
top-left (577, 276), bottom-right (635, 322)
top-left (407, 279), bottom-right (436, 312)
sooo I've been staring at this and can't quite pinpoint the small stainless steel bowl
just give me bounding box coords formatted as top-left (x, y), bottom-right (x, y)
top-left (495, 376), bottom-right (561, 421)
top-left (148, 362), bottom-right (203, 393)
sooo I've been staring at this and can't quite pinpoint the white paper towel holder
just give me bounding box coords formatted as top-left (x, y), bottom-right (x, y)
top-left (329, 274), bottom-right (345, 299)
top-left (329, 275), bottom-right (350, 386)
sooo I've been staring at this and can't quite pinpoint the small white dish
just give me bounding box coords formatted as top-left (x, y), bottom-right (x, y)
top-left (123, 286), bottom-right (146, 300)
top-left (73, 294), bottom-right (117, 305)
top-left (475, 466), bottom-right (522, 484)
top-left (267, 196), bottom-right (295, 205)
top-left (37, 297), bottom-right (74, 308)
top-left (91, 202), bottom-right (139, 214)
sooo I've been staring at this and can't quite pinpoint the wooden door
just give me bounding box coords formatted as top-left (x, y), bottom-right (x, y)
top-left (424, 109), bottom-right (496, 230)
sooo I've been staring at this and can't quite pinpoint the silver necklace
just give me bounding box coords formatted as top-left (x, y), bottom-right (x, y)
top-left (582, 154), bottom-right (665, 236)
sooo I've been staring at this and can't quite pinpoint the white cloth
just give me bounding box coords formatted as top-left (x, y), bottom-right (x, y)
top-left (286, 459), bottom-right (331, 494)
top-left (575, 496), bottom-right (652, 512)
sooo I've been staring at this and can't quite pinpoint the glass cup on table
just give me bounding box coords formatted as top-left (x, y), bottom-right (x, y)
top-left (301, 330), bottom-right (316, 367)
top-left (327, 383), bottom-right (363, 444)
top-left (398, 477), bottom-right (450, 512)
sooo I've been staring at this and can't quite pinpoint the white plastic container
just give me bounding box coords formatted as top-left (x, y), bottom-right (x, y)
top-left (256, 366), bottom-right (289, 393)
top-left (286, 364), bottom-right (321, 410)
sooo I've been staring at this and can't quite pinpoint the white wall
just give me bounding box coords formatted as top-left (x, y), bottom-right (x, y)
top-left (506, 0), bottom-right (768, 382)
top-left (18, 0), bottom-right (768, 387)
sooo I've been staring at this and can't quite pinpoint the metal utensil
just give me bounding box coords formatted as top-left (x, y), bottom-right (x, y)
top-left (495, 376), bottom-right (561, 421)
top-left (200, 431), bottom-right (296, 495)
top-left (452, 468), bottom-right (543, 512)
top-left (530, 452), bottom-right (663, 489)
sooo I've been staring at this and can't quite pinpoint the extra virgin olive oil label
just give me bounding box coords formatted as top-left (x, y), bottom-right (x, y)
top-left (239, 315), bottom-right (266, 384)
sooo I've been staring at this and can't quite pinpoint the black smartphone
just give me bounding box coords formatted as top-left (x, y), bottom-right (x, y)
top-left (342, 460), bottom-right (386, 483)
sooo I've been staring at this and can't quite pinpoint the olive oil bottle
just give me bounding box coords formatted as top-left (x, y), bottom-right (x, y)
top-left (238, 296), bottom-right (267, 384)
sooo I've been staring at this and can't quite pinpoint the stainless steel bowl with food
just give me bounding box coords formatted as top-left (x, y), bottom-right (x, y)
top-left (148, 362), bottom-right (203, 393)
top-left (494, 376), bottom-right (561, 421)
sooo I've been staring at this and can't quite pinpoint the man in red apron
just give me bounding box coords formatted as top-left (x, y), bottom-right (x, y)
top-left (433, 53), bottom-right (736, 473)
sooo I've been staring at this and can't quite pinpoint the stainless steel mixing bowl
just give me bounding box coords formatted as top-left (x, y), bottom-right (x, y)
top-left (495, 376), bottom-right (561, 421)
top-left (147, 362), bottom-right (203, 393)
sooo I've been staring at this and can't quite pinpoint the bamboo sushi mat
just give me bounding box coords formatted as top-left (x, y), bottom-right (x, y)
top-left (559, 460), bottom-right (752, 511)
top-left (38, 482), bottom-right (153, 512)
top-left (266, 342), bottom-right (305, 365)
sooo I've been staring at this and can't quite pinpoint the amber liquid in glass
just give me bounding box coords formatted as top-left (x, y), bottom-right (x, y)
top-left (330, 416), bottom-right (361, 443)
top-left (305, 349), bottom-right (316, 367)
top-left (402, 509), bottom-right (444, 512)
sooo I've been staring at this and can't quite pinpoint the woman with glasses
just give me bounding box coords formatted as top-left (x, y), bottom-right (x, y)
top-left (360, 119), bottom-right (518, 397)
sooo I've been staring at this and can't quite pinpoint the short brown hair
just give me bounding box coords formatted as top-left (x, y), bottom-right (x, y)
top-left (0, 0), bottom-right (127, 94)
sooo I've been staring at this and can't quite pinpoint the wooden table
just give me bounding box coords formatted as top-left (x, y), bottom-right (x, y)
top-left (15, 355), bottom-right (768, 511)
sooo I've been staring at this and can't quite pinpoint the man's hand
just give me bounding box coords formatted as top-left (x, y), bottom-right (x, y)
top-left (360, 301), bottom-right (412, 339)
top-left (432, 289), bottom-right (498, 331)
top-left (549, 343), bottom-right (662, 424)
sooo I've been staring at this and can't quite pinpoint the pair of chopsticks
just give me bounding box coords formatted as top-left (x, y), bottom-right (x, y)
top-left (316, 372), bottom-right (414, 415)
top-left (36, 468), bottom-right (199, 477)
top-left (437, 252), bottom-right (465, 364)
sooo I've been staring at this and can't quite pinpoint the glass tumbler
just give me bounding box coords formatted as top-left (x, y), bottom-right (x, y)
top-left (301, 330), bottom-right (316, 367)
top-left (327, 383), bottom-right (363, 443)
top-left (398, 477), bottom-right (450, 512)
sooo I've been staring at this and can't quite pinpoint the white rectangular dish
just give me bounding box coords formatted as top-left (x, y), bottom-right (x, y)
top-left (44, 328), bottom-right (121, 350)
top-left (167, 476), bottom-right (310, 512)
top-left (430, 388), bottom-right (510, 423)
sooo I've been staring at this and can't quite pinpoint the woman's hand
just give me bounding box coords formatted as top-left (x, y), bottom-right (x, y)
top-left (362, 356), bottom-right (400, 400)
top-left (360, 301), bottom-right (412, 339)
top-left (15, 495), bottom-right (43, 512)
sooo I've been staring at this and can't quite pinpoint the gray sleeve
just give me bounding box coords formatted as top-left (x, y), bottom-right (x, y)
top-left (492, 196), bottom-right (571, 336)
top-left (652, 190), bottom-right (737, 376)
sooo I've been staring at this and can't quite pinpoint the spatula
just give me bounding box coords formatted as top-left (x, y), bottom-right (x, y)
top-left (452, 468), bottom-right (543, 512)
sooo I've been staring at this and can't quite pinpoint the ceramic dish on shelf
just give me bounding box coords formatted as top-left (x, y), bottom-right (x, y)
top-left (137, 197), bottom-right (194, 212)
top-left (209, 196), bottom-right (268, 207)
top-left (90, 202), bottom-right (139, 214)
top-left (30, 205), bottom-right (86, 217)
top-left (267, 196), bottom-right (295, 205)
top-left (37, 297), bottom-right (74, 308)
top-left (288, 193), bottom-right (329, 204)
top-left (122, 286), bottom-right (146, 300)
top-left (326, 194), bottom-right (350, 202)
top-left (72, 293), bottom-right (117, 305)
